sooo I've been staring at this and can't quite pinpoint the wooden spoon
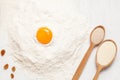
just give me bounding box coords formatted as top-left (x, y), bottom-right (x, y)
top-left (93, 40), bottom-right (117, 80)
top-left (72, 25), bottom-right (105, 80)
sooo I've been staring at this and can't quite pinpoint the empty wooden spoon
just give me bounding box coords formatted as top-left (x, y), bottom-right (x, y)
top-left (93, 40), bottom-right (117, 80)
top-left (72, 25), bottom-right (105, 80)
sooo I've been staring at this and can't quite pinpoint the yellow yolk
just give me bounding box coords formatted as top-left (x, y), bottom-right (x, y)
top-left (36, 27), bottom-right (52, 44)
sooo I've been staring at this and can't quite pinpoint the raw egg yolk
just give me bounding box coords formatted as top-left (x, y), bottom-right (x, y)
top-left (36, 27), bottom-right (52, 44)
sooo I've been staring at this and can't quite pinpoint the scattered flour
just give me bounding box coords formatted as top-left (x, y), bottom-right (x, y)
top-left (1, 0), bottom-right (90, 80)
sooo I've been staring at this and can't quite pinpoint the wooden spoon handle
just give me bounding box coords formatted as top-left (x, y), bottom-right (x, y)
top-left (72, 43), bottom-right (94, 80)
top-left (93, 65), bottom-right (102, 80)
top-left (93, 71), bottom-right (99, 80)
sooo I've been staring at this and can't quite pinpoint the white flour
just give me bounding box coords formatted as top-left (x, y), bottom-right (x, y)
top-left (1, 0), bottom-right (89, 80)
top-left (97, 41), bottom-right (116, 65)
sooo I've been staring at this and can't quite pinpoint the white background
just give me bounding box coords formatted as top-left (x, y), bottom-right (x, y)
top-left (0, 0), bottom-right (120, 80)
top-left (74, 0), bottom-right (120, 80)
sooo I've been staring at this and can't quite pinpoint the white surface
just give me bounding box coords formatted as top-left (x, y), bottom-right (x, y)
top-left (75, 0), bottom-right (120, 80)
top-left (0, 0), bottom-right (120, 80)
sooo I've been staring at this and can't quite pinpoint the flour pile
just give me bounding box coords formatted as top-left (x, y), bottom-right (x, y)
top-left (1, 0), bottom-right (89, 80)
